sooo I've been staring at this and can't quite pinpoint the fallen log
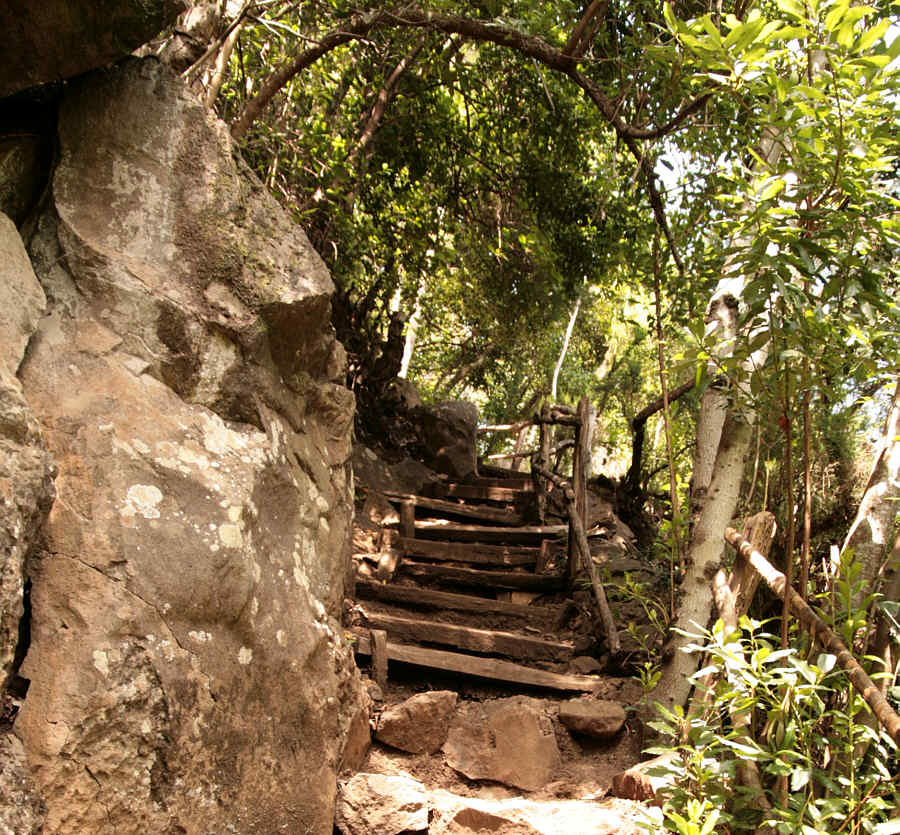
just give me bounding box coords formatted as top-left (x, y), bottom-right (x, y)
top-left (724, 526), bottom-right (900, 746)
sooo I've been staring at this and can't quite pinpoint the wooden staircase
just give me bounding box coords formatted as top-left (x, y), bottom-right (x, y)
top-left (349, 464), bottom-right (602, 693)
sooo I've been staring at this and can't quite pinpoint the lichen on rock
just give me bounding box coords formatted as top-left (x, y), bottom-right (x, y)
top-left (6, 58), bottom-right (364, 834)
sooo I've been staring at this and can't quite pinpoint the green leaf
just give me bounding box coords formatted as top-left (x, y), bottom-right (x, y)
top-left (824, 0), bottom-right (850, 32)
top-left (855, 19), bottom-right (891, 52)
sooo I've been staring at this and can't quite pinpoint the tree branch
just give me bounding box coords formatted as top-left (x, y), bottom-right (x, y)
top-left (563, 0), bottom-right (609, 57)
top-left (347, 32), bottom-right (428, 166)
top-left (229, 4), bottom-right (700, 269)
top-left (725, 526), bottom-right (900, 747)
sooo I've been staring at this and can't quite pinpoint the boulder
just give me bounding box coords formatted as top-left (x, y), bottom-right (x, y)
top-left (428, 788), bottom-right (661, 835)
top-left (340, 699), bottom-right (374, 775)
top-left (335, 773), bottom-right (429, 835)
top-left (158, 3), bottom-right (223, 73)
top-left (413, 400), bottom-right (479, 479)
top-left (0, 212), bottom-right (45, 367)
top-left (375, 690), bottom-right (458, 754)
top-left (557, 697), bottom-right (626, 739)
top-left (352, 443), bottom-right (438, 496)
top-left (12, 59), bottom-right (364, 834)
top-left (443, 696), bottom-right (561, 792)
top-left (0, 0), bottom-right (185, 97)
top-left (0, 213), bottom-right (54, 688)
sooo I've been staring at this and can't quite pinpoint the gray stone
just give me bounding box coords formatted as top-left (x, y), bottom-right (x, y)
top-left (568, 655), bottom-right (604, 675)
top-left (376, 690), bottom-right (458, 754)
top-left (443, 696), bottom-right (561, 792)
top-left (558, 698), bottom-right (626, 739)
top-left (335, 773), bottom-right (429, 835)
top-left (12, 58), bottom-right (364, 834)
top-left (0, 0), bottom-right (186, 97)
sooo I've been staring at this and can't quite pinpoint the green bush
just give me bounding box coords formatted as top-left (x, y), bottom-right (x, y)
top-left (645, 611), bottom-right (899, 834)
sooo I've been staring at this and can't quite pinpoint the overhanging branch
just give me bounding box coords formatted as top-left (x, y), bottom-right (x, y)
top-left (230, 4), bottom-right (697, 268)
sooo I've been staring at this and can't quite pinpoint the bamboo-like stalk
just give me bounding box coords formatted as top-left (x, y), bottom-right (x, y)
top-left (724, 527), bottom-right (900, 746)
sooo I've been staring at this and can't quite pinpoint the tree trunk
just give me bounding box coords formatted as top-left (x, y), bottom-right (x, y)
top-left (652, 414), bottom-right (755, 712)
top-left (842, 380), bottom-right (900, 612)
top-left (551, 298), bottom-right (580, 400)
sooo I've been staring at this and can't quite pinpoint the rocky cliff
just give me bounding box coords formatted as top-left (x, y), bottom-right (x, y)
top-left (0, 11), bottom-right (365, 834)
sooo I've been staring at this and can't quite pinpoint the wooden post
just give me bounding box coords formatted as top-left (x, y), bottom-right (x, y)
top-left (399, 500), bottom-right (415, 539)
top-left (533, 402), bottom-right (550, 524)
top-left (535, 539), bottom-right (551, 574)
top-left (568, 396), bottom-right (593, 582)
top-left (371, 628), bottom-right (388, 690)
top-left (534, 463), bottom-right (620, 657)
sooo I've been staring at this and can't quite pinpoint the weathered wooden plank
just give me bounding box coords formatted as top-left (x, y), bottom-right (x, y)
top-left (351, 631), bottom-right (597, 692)
top-left (354, 579), bottom-right (562, 621)
top-left (469, 476), bottom-right (534, 492)
top-left (400, 561), bottom-right (566, 592)
top-left (414, 520), bottom-right (566, 544)
top-left (424, 483), bottom-right (525, 503)
top-left (384, 491), bottom-right (523, 526)
top-left (397, 537), bottom-right (537, 567)
top-left (476, 462), bottom-right (534, 483)
top-left (357, 609), bottom-right (573, 662)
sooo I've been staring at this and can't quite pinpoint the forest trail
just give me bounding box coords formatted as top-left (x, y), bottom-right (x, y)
top-left (341, 462), bottom-right (659, 834)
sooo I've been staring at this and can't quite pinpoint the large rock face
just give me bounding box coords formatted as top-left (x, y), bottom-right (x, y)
top-left (0, 213), bottom-right (54, 689)
top-left (0, 0), bottom-right (185, 98)
top-left (8, 58), bottom-right (364, 834)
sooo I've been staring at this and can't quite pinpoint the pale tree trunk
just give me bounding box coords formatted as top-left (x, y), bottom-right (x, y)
top-left (204, 15), bottom-right (246, 109)
top-left (551, 298), bottom-right (581, 400)
top-left (689, 285), bottom-right (739, 505)
top-left (399, 278), bottom-right (423, 378)
top-left (653, 414), bottom-right (755, 711)
top-left (843, 380), bottom-right (900, 612)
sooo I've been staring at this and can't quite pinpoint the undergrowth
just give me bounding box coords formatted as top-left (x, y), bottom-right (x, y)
top-left (643, 552), bottom-right (900, 834)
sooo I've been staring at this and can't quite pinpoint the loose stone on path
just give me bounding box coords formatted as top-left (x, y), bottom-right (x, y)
top-left (375, 690), bottom-right (458, 754)
top-left (557, 697), bottom-right (626, 739)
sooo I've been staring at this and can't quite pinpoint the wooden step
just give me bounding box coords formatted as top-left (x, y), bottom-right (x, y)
top-left (384, 492), bottom-right (523, 526)
top-left (357, 608), bottom-right (572, 662)
top-left (414, 520), bottom-right (566, 544)
top-left (400, 560), bottom-right (567, 593)
top-left (352, 630), bottom-right (597, 692)
top-left (354, 579), bottom-right (568, 624)
top-left (424, 482), bottom-right (528, 504)
top-left (470, 475), bottom-right (534, 491)
top-left (398, 537), bottom-right (538, 567)
top-left (477, 462), bottom-right (534, 483)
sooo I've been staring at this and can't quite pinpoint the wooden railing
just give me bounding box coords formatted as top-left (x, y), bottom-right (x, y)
top-left (477, 396), bottom-right (594, 577)
top-left (477, 395), bottom-right (619, 654)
